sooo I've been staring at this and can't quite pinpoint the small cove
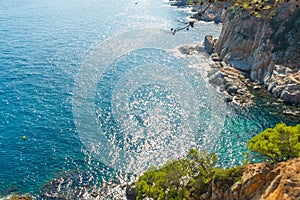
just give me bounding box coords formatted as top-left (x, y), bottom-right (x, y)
top-left (0, 0), bottom-right (298, 198)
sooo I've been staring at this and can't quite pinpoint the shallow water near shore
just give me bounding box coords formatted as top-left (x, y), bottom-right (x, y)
top-left (0, 0), bottom-right (299, 198)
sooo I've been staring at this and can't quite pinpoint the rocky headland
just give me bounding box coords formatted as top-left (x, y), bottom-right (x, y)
top-left (171, 0), bottom-right (228, 23)
top-left (212, 1), bottom-right (300, 106)
top-left (172, 1), bottom-right (300, 108)
top-left (191, 1), bottom-right (228, 23)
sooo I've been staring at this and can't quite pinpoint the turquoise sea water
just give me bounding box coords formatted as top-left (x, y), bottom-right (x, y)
top-left (0, 0), bottom-right (298, 198)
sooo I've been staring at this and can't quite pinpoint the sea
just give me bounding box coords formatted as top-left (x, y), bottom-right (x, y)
top-left (0, 0), bottom-right (299, 199)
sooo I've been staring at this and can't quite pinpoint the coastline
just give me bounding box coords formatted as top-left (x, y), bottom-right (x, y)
top-left (1, 1), bottom-right (299, 200)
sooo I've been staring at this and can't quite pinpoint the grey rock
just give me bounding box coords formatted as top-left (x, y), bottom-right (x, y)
top-left (209, 70), bottom-right (225, 86)
top-left (283, 109), bottom-right (300, 117)
top-left (204, 35), bottom-right (215, 54)
top-left (253, 85), bottom-right (262, 90)
top-left (224, 95), bottom-right (233, 103)
top-left (207, 60), bottom-right (254, 106)
top-left (229, 60), bottom-right (252, 71)
top-left (237, 88), bottom-right (247, 95)
top-left (268, 82), bottom-right (277, 93)
top-left (272, 85), bottom-right (286, 97)
top-left (126, 182), bottom-right (137, 200)
top-left (227, 85), bottom-right (239, 95)
top-left (280, 89), bottom-right (300, 104)
top-left (286, 84), bottom-right (300, 93)
top-left (91, 191), bottom-right (99, 198)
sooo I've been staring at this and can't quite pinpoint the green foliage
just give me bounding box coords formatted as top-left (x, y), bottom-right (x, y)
top-left (188, 148), bottom-right (218, 175)
top-left (136, 158), bottom-right (192, 200)
top-left (136, 149), bottom-right (242, 199)
top-left (212, 166), bottom-right (243, 186)
top-left (247, 123), bottom-right (300, 161)
top-left (194, 0), bottom-right (297, 18)
top-left (187, 149), bottom-right (218, 197)
top-left (136, 124), bottom-right (300, 199)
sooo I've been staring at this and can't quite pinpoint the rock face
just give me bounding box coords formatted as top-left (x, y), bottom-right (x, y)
top-left (235, 158), bottom-right (300, 200)
top-left (204, 35), bottom-right (217, 54)
top-left (206, 158), bottom-right (300, 200)
top-left (171, 1), bottom-right (227, 23)
top-left (207, 53), bottom-right (254, 107)
top-left (191, 1), bottom-right (228, 23)
top-left (215, 1), bottom-right (300, 105)
top-left (264, 65), bottom-right (300, 104)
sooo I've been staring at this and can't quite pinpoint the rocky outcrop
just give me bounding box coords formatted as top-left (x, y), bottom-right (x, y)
top-left (214, 1), bottom-right (300, 105)
top-left (4, 195), bottom-right (33, 200)
top-left (234, 158), bottom-right (300, 200)
top-left (203, 158), bottom-right (300, 200)
top-left (264, 65), bottom-right (300, 104)
top-left (204, 35), bottom-right (217, 54)
top-left (126, 182), bottom-right (138, 200)
top-left (191, 1), bottom-right (228, 23)
top-left (170, 1), bottom-right (227, 23)
top-left (207, 53), bottom-right (254, 107)
top-left (170, 0), bottom-right (187, 7)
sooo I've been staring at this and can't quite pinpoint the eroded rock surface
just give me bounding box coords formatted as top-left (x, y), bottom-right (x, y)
top-left (214, 1), bottom-right (300, 105)
top-left (235, 158), bottom-right (300, 200)
top-left (207, 53), bottom-right (254, 107)
top-left (202, 158), bottom-right (300, 200)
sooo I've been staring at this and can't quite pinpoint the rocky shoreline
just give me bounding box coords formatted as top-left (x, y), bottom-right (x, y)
top-left (214, 1), bottom-right (300, 106)
top-left (206, 50), bottom-right (255, 107)
top-left (97, 1), bottom-right (300, 199)
top-left (204, 34), bottom-right (300, 117)
top-left (171, 0), bottom-right (228, 23)
top-left (172, 0), bottom-right (300, 107)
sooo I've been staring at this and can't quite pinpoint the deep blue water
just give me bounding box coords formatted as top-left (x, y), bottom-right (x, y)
top-left (0, 0), bottom-right (298, 198)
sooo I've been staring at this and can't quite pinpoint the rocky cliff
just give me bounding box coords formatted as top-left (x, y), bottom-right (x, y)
top-left (214, 1), bottom-right (300, 105)
top-left (208, 158), bottom-right (300, 200)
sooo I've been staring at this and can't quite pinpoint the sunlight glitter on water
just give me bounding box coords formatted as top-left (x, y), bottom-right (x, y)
top-left (73, 29), bottom-right (227, 176)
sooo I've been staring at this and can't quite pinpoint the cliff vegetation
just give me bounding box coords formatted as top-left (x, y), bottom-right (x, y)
top-left (136, 123), bottom-right (300, 199)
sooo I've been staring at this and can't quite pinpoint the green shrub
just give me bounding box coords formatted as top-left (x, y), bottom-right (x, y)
top-left (136, 158), bottom-right (192, 200)
top-left (247, 123), bottom-right (300, 161)
top-left (212, 166), bottom-right (243, 186)
top-left (136, 149), bottom-right (242, 199)
top-left (136, 124), bottom-right (300, 199)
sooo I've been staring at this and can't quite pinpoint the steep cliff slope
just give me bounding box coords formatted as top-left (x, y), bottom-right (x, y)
top-left (214, 158), bottom-right (300, 200)
top-left (215, 2), bottom-right (300, 104)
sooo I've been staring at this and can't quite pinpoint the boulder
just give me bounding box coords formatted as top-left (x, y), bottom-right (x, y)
top-left (204, 35), bottom-right (216, 54)
top-left (263, 65), bottom-right (300, 104)
top-left (126, 182), bottom-right (137, 200)
top-left (208, 70), bottom-right (225, 86)
top-left (207, 59), bottom-right (254, 107)
top-left (280, 84), bottom-right (300, 104)
top-left (238, 158), bottom-right (300, 200)
top-left (229, 60), bottom-right (252, 71)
